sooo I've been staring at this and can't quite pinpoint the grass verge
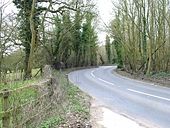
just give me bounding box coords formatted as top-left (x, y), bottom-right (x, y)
top-left (0, 77), bottom-right (40, 127)
top-left (116, 69), bottom-right (170, 86)
top-left (38, 69), bottom-right (91, 128)
top-left (0, 68), bottom-right (91, 127)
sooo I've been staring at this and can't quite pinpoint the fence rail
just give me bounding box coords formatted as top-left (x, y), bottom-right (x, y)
top-left (0, 65), bottom-right (58, 128)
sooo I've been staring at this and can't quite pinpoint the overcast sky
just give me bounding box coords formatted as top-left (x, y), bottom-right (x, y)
top-left (1, 0), bottom-right (113, 44)
top-left (97, 0), bottom-right (113, 24)
top-left (96, 0), bottom-right (113, 44)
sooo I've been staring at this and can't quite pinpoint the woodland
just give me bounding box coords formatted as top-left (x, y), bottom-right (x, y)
top-left (0, 1), bottom-right (169, 127)
top-left (0, 0), bottom-right (170, 82)
top-left (107, 0), bottom-right (170, 75)
top-left (0, 0), bottom-right (98, 81)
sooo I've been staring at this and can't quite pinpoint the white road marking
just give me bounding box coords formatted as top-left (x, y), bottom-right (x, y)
top-left (128, 89), bottom-right (170, 102)
top-left (98, 78), bottom-right (115, 86)
top-left (91, 70), bottom-right (96, 78)
top-left (91, 70), bottom-right (115, 86)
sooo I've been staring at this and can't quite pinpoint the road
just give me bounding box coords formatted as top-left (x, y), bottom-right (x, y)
top-left (68, 66), bottom-right (170, 128)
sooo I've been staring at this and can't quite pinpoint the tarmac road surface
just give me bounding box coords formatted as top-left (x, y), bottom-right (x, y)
top-left (69, 66), bottom-right (170, 128)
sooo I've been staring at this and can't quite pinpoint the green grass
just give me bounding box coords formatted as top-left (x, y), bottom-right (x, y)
top-left (67, 85), bottom-right (89, 114)
top-left (0, 73), bottom-right (41, 127)
top-left (1, 68), bottom-right (41, 85)
top-left (38, 116), bottom-right (64, 128)
top-left (0, 68), bottom-right (90, 127)
top-left (37, 69), bottom-right (90, 127)
top-left (0, 78), bottom-right (38, 90)
top-left (151, 72), bottom-right (170, 78)
top-left (55, 70), bottom-right (89, 113)
top-left (0, 77), bottom-right (39, 113)
top-left (0, 68), bottom-right (41, 90)
top-left (0, 69), bottom-right (40, 128)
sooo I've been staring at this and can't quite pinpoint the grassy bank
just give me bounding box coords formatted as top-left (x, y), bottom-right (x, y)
top-left (38, 69), bottom-right (91, 128)
top-left (0, 68), bottom-right (91, 128)
top-left (0, 78), bottom-right (40, 127)
top-left (116, 69), bottom-right (170, 86)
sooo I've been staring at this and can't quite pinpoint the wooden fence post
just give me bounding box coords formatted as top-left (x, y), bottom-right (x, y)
top-left (48, 78), bottom-right (54, 99)
top-left (66, 74), bottom-right (69, 86)
top-left (2, 89), bottom-right (10, 128)
top-left (43, 65), bottom-right (54, 99)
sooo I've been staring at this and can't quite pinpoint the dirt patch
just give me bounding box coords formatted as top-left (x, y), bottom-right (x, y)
top-left (58, 112), bottom-right (90, 128)
top-left (116, 69), bottom-right (170, 87)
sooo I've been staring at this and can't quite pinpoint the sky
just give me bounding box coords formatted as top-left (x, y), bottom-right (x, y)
top-left (96, 0), bottom-right (113, 44)
top-left (1, 0), bottom-right (113, 44)
top-left (97, 0), bottom-right (113, 25)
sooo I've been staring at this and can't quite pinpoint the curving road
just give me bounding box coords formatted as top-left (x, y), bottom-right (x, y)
top-left (68, 66), bottom-right (170, 128)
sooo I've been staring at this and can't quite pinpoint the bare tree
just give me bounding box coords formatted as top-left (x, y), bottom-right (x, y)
top-left (110, 0), bottom-right (170, 74)
top-left (0, 1), bottom-right (18, 82)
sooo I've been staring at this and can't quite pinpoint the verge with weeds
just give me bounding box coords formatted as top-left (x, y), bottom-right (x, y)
top-left (38, 69), bottom-right (91, 128)
top-left (0, 68), bottom-right (91, 128)
top-left (116, 69), bottom-right (170, 86)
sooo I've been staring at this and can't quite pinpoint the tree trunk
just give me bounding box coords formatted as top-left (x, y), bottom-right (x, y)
top-left (24, 48), bottom-right (31, 79)
top-left (26, 0), bottom-right (37, 79)
top-left (0, 7), bottom-right (3, 81)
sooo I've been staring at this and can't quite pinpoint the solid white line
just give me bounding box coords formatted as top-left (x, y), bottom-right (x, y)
top-left (91, 70), bottom-right (115, 86)
top-left (97, 78), bottom-right (115, 86)
top-left (128, 89), bottom-right (170, 102)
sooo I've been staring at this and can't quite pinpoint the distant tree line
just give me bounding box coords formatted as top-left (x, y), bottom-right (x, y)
top-left (106, 0), bottom-right (170, 74)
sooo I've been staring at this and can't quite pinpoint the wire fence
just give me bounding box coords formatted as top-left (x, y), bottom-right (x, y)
top-left (0, 68), bottom-right (42, 85)
top-left (0, 65), bottom-right (66, 128)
